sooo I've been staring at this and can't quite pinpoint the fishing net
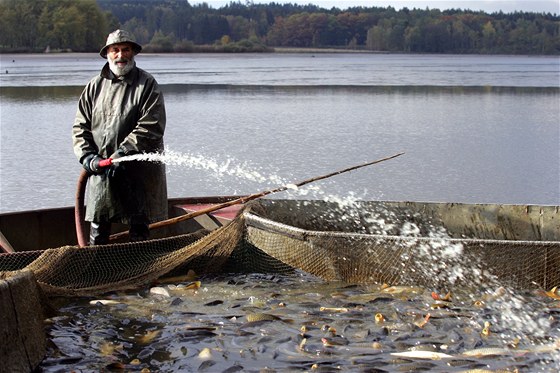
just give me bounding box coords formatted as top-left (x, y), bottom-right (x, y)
top-left (244, 199), bottom-right (560, 290)
top-left (0, 199), bottom-right (559, 296)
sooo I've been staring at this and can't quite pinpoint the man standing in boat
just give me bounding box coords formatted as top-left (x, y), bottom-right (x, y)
top-left (72, 29), bottom-right (168, 245)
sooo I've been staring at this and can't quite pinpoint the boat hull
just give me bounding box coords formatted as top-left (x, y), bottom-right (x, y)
top-left (0, 196), bottom-right (243, 253)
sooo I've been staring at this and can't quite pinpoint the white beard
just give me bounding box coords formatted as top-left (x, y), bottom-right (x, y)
top-left (108, 54), bottom-right (135, 77)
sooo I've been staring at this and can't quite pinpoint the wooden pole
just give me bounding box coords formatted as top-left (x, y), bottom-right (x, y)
top-left (109, 152), bottom-right (404, 241)
top-left (0, 230), bottom-right (15, 253)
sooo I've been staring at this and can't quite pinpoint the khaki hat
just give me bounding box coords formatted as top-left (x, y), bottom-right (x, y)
top-left (99, 29), bottom-right (142, 58)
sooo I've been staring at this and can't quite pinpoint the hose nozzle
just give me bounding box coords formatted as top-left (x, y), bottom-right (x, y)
top-left (98, 158), bottom-right (113, 168)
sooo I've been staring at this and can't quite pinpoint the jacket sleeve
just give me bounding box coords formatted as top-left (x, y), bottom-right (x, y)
top-left (72, 81), bottom-right (99, 163)
top-left (120, 76), bottom-right (166, 155)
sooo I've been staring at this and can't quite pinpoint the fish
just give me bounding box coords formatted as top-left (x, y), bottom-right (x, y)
top-left (481, 321), bottom-right (491, 337)
top-left (472, 287), bottom-right (507, 307)
top-left (431, 291), bottom-right (452, 301)
top-left (170, 281), bottom-right (202, 292)
top-left (527, 338), bottom-right (560, 353)
top-left (320, 306), bottom-right (349, 313)
top-left (413, 313), bottom-right (431, 328)
top-left (197, 360), bottom-right (216, 371)
top-left (99, 341), bottom-right (123, 356)
top-left (246, 312), bottom-right (283, 322)
top-left (298, 337), bottom-right (307, 351)
top-left (544, 286), bottom-right (560, 300)
top-left (321, 336), bottom-right (349, 346)
top-left (462, 339), bottom-right (560, 357)
top-left (473, 299), bottom-right (485, 308)
top-left (149, 286), bottom-right (170, 297)
top-left (390, 350), bottom-right (454, 359)
top-left (198, 347), bottom-right (213, 359)
top-left (204, 299), bottom-right (224, 306)
top-left (89, 299), bottom-right (121, 306)
top-left (480, 286), bottom-right (507, 302)
top-left (381, 285), bottom-right (424, 296)
top-left (460, 347), bottom-right (524, 357)
top-left (430, 300), bottom-right (451, 309)
top-left (137, 330), bottom-right (160, 344)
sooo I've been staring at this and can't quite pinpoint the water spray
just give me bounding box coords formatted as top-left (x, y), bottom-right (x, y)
top-left (108, 152), bottom-right (405, 241)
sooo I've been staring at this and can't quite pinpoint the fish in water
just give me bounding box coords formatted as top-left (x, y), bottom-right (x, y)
top-left (390, 350), bottom-right (454, 360)
top-left (245, 312), bottom-right (283, 322)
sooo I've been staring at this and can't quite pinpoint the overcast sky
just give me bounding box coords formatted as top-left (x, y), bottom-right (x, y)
top-left (193, 1), bottom-right (559, 14)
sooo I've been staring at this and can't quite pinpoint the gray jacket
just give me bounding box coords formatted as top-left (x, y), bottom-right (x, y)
top-left (72, 63), bottom-right (168, 224)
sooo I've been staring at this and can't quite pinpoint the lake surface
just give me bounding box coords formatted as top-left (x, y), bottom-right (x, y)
top-left (0, 53), bottom-right (559, 212)
top-left (1, 53), bottom-right (559, 371)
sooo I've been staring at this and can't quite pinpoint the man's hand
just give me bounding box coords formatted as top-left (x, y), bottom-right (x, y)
top-left (82, 154), bottom-right (106, 175)
top-left (106, 148), bottom-right (127, 178)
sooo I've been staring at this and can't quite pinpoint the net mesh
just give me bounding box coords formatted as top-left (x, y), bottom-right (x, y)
top-left (0, 217), bottom-right (243, 296)
top-left (245, 213), bottom-right (560, 289)
top-left (1, 199), bottom-right (559, 295)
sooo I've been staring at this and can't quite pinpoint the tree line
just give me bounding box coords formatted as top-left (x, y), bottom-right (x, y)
top-left (0, 0), bottom-right (558, 54)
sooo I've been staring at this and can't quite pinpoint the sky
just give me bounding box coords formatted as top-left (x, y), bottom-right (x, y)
top-left (192, 1), bottom-right (560, 14)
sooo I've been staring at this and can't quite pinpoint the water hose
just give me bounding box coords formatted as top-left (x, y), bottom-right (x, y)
top-left (75, 170), bottom-right (90, 247)
top-left (75, 158), bottom-right (113, 247)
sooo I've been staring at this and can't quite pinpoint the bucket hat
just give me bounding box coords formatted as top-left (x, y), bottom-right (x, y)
top-left (100, 29), bottom-right (142, 58)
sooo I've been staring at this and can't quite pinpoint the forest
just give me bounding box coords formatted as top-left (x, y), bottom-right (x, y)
top-left (0, 0), bottom-right (558, 54)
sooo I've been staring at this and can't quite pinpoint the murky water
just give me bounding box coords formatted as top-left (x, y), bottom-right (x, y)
top-left (40, 272), bottom-right (560, 372)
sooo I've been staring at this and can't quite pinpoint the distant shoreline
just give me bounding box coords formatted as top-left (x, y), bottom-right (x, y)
top-left (1, 47), bottom-right (377, 55)
top-left (273, 47), bottom-right (375, 53)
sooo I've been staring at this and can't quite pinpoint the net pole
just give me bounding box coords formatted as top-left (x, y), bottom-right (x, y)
top-left (108, 152), bottom-right (405, 242)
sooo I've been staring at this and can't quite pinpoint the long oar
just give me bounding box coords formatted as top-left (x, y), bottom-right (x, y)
top-left (109, 152), bottom-right (404, 242)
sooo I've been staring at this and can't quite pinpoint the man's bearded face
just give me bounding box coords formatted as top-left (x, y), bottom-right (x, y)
top-left (107, 43), bottom-right (135, 77)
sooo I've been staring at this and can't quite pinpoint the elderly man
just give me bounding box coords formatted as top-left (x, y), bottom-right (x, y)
top-left (72, 29), bottom-right (168, 245)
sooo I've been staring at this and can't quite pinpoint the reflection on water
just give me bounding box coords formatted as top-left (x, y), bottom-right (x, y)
top-left (3, 84), bottom-right (557, 102)
top-left (161, 84), bottom-right (560, 95)
top-left (41, 272), bottom-right (560, 372)
top-left (0, 85), bottom-right (82, 101)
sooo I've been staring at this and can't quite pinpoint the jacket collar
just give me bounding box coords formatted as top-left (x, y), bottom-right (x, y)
top-left (100, 62), bottom-right (138, 85)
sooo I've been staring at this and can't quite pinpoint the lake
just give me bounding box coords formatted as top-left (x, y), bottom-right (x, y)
top-left (0, 53), bottom-right (559, 213)
top-left (1, 52), bottom-right (559, 372)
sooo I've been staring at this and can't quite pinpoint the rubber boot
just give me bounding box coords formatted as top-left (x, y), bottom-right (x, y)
top-left (89, 221), bottom-right (111, 245)
top-left (129, 223), bottom-right (149, 242)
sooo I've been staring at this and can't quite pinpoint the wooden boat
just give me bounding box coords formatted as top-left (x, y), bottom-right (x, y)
top-left (0, 196), bottom-right (245, 253)
top-left (2, 197), bottom-right (559, 288)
